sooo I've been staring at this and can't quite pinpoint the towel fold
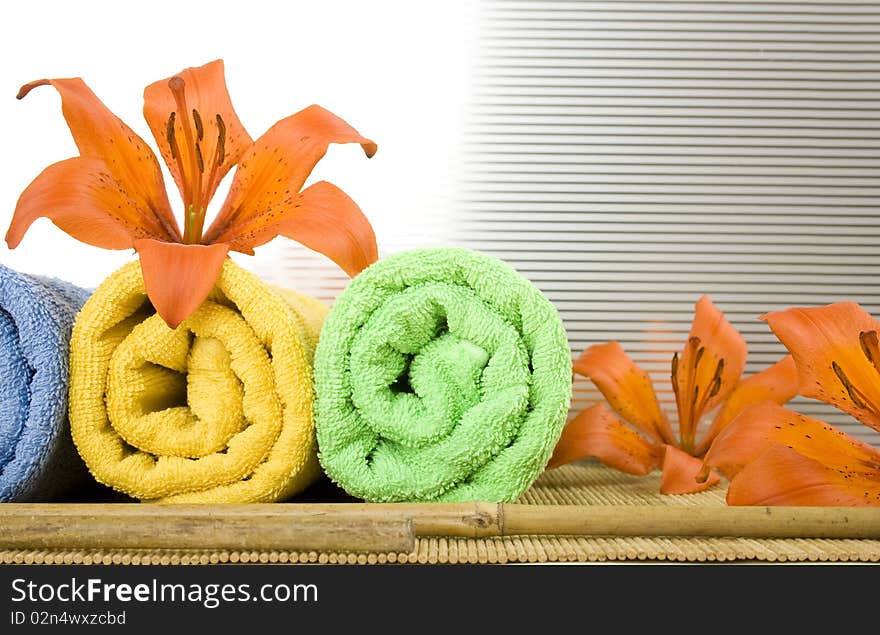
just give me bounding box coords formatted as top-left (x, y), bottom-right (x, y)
top-left (0, 263), bottom-right (89, 501)
top-left (68, 259), bottom-right (328, 503)
top-left (314, 247), bottom-right (572, 502)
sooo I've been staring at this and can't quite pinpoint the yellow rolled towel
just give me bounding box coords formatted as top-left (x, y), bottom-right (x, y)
top-left (69, 259), bottom-right (328, 503)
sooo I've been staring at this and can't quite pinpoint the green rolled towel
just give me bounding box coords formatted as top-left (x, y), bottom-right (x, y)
top-left (314, 247), bottom-right (572, 502)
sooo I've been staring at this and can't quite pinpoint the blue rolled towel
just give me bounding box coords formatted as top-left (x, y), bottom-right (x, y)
top-left (0, 263), bottom-right (89, 501)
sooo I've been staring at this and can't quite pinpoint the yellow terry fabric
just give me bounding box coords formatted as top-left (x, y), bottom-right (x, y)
top-left (68, 259), bottom-right (328, 503)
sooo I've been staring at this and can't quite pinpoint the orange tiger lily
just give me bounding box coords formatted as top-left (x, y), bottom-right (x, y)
top-left (6, 59), bottom-right (377, 328)
top-left (702, 302), bottom-right (880, 506)
top-left (549, 296), bottom-right (798, 494)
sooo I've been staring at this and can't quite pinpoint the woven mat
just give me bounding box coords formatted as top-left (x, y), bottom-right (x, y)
top-left (3, 462), bottom-right (879, 564)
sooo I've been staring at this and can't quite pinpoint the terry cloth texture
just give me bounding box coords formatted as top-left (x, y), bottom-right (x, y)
top-left (314, 247), bottom-right (572, 502)
top-left (0, 263), bottom-right (89, 502)
top-left (68, 259), bottom-right (328, 503)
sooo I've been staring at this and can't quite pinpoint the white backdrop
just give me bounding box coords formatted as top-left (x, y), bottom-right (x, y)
top-left (0, 0), bottom-right (477, 287)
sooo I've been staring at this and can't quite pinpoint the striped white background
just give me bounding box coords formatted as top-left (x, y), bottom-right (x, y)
top-left (276, 0), bottom-right (880, 446)
top-left (454, 0), bottom-right (880, 446)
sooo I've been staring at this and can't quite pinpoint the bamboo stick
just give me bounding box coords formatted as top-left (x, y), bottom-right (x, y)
top-left (1, 503), bottom-right (878, 552)
top-left (0, 504), bottom-right (414, 553)
top-left (499, 504), bottom-right (880, 540)
top-left (284, 502), bottom-right (501, 537)
top-left (350, 503), bottom-right (880, 540)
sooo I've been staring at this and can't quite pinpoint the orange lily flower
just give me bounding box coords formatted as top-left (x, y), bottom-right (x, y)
top-left (549, 296), bottom-right (798, 494)
top-left (6, 59), bottom-right (377, 328)
top-left (702, 302), bottom-right (880, 506)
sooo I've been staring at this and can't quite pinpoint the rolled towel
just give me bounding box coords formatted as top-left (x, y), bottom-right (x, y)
top-left (69, 259), bottom-right (328, 503)
top-left (314, 247), bottom-right (572, 502)
top-left (0, 263), bottom-right (89, 501)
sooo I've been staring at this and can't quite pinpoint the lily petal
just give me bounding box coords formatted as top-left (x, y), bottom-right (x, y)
top-left (695, 355), bottom-right (798, 455)
top-left (547, 403), bottom-right (662, 474)
top-left (134, 239), bottom-right (229, 329)
top-left (7, 157), bottom-right (154, 249)
top-left (16, 77), bottom-right (179, 242)
top-left (224, 181), bottom-right (377, 276)
top-left (702, 401), bottom-right (880, 480)
top-left (574, 341), bottom-right (674, 444)
top-left (143, 59), bottom-right (252, 208)
top-left (660, 444), bottom-right (720, 494)
top-left (763, 303), bottom-right (880, 433)
top-left (204, 104), bottom-right (376, 245)
top-left (727, 443), bottom-right (880, 507)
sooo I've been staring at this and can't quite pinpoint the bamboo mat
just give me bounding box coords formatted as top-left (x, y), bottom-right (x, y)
top-left (3, 462), bottom-right (879, 564)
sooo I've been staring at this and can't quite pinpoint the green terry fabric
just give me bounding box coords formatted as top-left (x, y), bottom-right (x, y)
top-left (314, 247), bottom-right (572, 502)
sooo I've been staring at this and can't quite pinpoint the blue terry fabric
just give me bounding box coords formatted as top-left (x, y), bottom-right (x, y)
top-left (0, 263), bottom-right (90, 501)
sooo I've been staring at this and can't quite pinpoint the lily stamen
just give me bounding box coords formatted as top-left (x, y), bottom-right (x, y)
top-left (693, 345), bottom-right (705, 370)
top-left (199, 114), bottom-right (227, 234)
top-left (694, 358), bottom-right (725, 415)
top-left (166, 84), bottom-right (229, 243)
top-left (676, 337), bottom-right (705, 451)
top-left (192, 108), bottom-right (204, 141)
top-left (215, 114), bottom-right (226, 166)
top-left (168, 76), bottom-right (203, 238)
top-left (690, 385), bottom-right (700, 421)
top-left (859, 331), bottom-right (880, 377)
top-left (165, 112), bottom-right (177, 159)
top-left (166, 112), bottom-right (188, 194)
top-left (709, 359), bottom-right (724, 398)
top-left (709, 374), bottom-right (722, 399)
top-left (195, 143), bottom-right (204, 173)
top-left (687, 357), bottom-right (725, 452)
top-left (831, 360), bottom-right (880, 416)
